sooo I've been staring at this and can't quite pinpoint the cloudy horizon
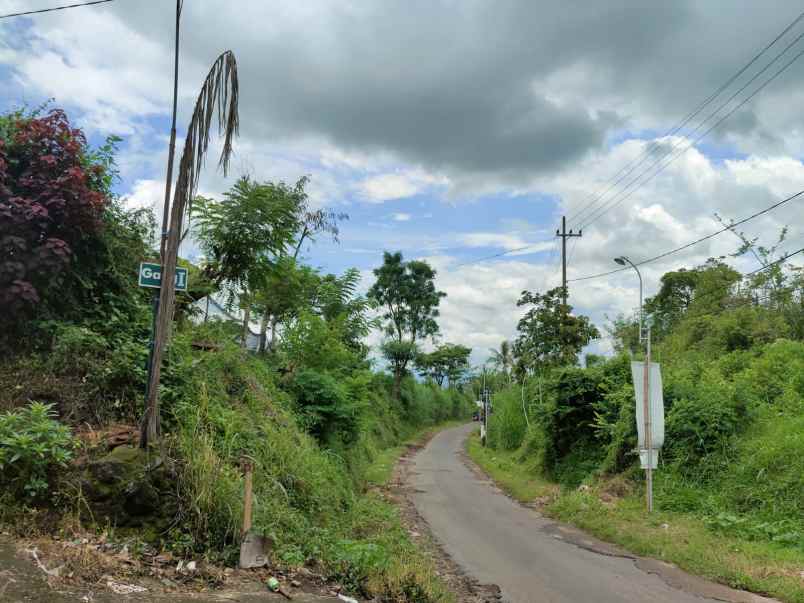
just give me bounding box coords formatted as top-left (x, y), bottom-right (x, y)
top-left (3, 0), bottom-right (804, 365)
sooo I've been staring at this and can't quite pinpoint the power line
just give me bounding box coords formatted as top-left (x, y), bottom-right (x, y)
top-left (689, 245), bottom-right (804, 306)
top-left (568, 189), bottom-right (804, 282)
top-left (453, 242), bottom-right (551, 268)
top-left (567, 9), bottom-right (804, 227)
top-left (578, 38), bottom-right (804, 231)
top-left (0, 0), bottom-right (113, 20)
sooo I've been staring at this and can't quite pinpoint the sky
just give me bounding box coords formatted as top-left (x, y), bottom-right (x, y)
top-left (3, 0), bottom-right (804, 365)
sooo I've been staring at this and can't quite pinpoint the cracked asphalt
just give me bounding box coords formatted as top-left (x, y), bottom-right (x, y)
top-left (409, 423), bottom-right (777, 603)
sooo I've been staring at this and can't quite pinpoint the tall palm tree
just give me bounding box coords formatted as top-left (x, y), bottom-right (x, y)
top-left (487, 340), bottom-right (513, 381)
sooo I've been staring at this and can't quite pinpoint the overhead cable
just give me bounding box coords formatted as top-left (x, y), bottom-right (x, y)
top-left (0, 0), bottom-right (113, 19)
top-left (568, 189), bottom-right (804, 282)
top-left (453, 242), bottom-right (550, 268)
top-left (567, 9), bottom-right (804, 227)
top-left (578, 39), bottom-right (804, 231)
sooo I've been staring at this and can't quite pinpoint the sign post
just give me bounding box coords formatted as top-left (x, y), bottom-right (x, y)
top-left (630, 325), bottom-right (664, 512)
top-left (138, 262), bottom-right (189, 420)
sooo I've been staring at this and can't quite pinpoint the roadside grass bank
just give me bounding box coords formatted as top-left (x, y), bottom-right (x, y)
top-left (466, 431), bottom-right (804, 603)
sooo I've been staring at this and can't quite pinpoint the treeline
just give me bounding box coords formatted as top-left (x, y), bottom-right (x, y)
top-left (0, 107), bottom-right (471, 601)
top-left (477, 242), bottom-right (804, 552)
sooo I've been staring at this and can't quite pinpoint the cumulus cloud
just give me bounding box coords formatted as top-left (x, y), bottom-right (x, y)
top-left (4, 0), bottom-right (804, 366)
top-left (7, 1), bottom-right (804, 192)
top-left (357, 170), bottom-right (446, 202)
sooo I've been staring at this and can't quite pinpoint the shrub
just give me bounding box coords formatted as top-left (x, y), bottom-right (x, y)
top-left (664, 371), bottom-right (746, 466)
top-left (0, 109), bottom-right (110, 323)
top-left (292, 369), bottom-right (361, 446)
top-left (487, 387), bottom-right (528, 451)
top-left (0, 402), bottom-right (77, 499)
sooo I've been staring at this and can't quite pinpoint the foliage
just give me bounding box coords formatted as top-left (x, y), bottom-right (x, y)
top-left (0, 109), bottom-right (116, 329)
top-left (291, 369), bottom-right (362, 446)
top-left (369, 251), bottom-right (446, 396)
top-left (513, 286), bottom-right (600, 372)
top-left (0, 402), bottom-right (77, 499)
top-left (288, 174), bottom-right (348, 258)
top-left (194, 175), bottom-right (301, 297)
top-left (487, 340), bottom-right (513, 380)
top-left (416, 343), bottom-right (472, 387)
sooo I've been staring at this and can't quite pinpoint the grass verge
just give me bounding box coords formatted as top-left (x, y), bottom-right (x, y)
top-left (466, 432), bottom-right (804, 603)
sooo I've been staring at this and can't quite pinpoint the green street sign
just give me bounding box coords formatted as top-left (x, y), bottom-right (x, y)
top-left (138, 262), bottom-right (188, 291)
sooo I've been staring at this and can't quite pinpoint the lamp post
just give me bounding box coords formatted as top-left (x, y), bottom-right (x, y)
top-left (615, 256), bottom-right (653, 512)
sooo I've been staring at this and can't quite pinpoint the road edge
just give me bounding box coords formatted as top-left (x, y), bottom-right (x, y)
top-left (461, 427), bottom-right (780, 603)
top-left (381, 422), bottom-right (504, 603)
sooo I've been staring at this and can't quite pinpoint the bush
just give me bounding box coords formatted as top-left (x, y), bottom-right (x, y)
top-left (487, 387), bottom-right (528, 451)
top-left (0, 402), bottom-right (77, 499)
top-left (292, 369), bottom-right (362, 446)
top-left (664, 370), bottom-right (747, 466)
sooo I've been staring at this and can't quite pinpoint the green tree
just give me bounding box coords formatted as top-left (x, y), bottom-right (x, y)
top-left (487, 340), bottom-right (513, 381)
top-left (315, 268), bottom-right (376, 357)
top-left (193, 176), bottom-right (300, 344)
top-left (253, 256), bottom-right (320, 352)
top-left (416, 343), bottom-right (472, 387)
top-left (644, 268), bottom-right (699, 339)
top-left (513, 286), bottom-right (599, 370)
top-left (368, 252), bottom-right (446, 399)
top-left (288, 175), bottom-right (348, 259)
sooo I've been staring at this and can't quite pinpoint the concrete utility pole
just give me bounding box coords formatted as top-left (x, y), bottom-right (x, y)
top-left (555, 216), bottom-right (582, 306)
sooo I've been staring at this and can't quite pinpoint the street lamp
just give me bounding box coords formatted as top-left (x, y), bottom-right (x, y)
top-left (614, 256), bottom-right (643, 340)
top-left (614, 255), bottom-right (654, 512)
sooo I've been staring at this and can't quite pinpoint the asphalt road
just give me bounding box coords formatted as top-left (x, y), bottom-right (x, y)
top-left (410, 423), bottom-right (776, 603)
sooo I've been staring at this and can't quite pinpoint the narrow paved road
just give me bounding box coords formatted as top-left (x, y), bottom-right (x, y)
top-left (410, 424), bottom-right (776, 603)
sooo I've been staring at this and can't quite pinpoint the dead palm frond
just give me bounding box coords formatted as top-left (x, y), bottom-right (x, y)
top-left (176, 49), bottom-right (239, 229)
top-left (142, 49), bottom-right (240, 448)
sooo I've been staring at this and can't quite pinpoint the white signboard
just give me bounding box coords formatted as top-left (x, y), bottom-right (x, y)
top-left (630, 361), bottom-right (665, 450)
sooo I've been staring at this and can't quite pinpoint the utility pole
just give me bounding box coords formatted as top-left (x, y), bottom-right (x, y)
top-left (555, 216), bottom-right (582, 306)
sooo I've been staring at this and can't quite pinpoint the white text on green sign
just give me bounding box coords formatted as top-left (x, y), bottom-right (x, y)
top-left (138, 262), bottom-right (188, 291)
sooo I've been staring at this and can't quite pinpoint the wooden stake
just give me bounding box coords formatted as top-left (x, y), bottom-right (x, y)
top-left (242, 460), bottom-right (254, 538)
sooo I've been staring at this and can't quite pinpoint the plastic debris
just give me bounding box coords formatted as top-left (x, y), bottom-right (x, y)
top-left (106, 580), bottom-right (147, 594)
top-left (28, 548), bottom-right (64, 578)
top-left (337, 594), bottom-right (359, 603)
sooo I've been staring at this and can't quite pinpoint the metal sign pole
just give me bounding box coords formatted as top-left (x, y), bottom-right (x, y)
top-left (644, 325), bottom-right (653, 512)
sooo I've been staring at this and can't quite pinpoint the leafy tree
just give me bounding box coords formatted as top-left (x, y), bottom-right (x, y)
top-left (288, 175), bottom-right (348, 259)
top-left (644, 268), bottom-right (699, 338)
top-left (315, 268), bottom-right (376, 356)
top-left (368, 252), bottom-right (446, 399)
top-left (513, 286), bottom-right (599, 370)
top-left (487, 340), bottom-right (513, 381)
top-left (253, 257), bottom-right (320, 352)
top-left (193, 176), bottom-right (300, 343)
top-left (0, 109), bottom-right (113, 326)
top-left (416, 343), bottom-right (472, 387)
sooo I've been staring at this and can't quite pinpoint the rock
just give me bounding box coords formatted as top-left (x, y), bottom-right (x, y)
top-left (291, 580), bottom-right (301, 587)
top-left (79, 446), bottom-right (176, 533)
